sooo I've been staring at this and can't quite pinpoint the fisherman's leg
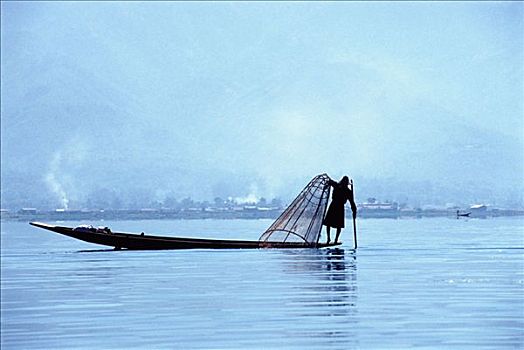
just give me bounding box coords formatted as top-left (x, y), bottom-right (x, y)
top-left (326, 226), bottom-right (331, 244)
top-left (334, 228), bottom-right (342, 244)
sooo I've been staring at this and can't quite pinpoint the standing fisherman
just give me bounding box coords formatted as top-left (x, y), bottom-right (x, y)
top-left (323, 176), bottom-right (357, 244)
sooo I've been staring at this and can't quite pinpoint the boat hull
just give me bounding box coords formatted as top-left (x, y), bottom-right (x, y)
top-left (29, 222), bottom-right (340, 250)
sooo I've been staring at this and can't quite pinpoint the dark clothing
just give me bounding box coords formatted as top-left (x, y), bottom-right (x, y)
top-left (323, 179), bottom-right (356, 229)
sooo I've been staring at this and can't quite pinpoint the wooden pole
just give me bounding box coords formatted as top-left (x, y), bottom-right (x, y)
top-left (351, 180), bottom-right (357, 249)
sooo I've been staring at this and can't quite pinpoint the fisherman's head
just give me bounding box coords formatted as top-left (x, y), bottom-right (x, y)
top-left (340, 176), bottom-right (349, 187)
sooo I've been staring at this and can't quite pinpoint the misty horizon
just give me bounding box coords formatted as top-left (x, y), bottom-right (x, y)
top-left (1, 2), bottom-right (523, 211)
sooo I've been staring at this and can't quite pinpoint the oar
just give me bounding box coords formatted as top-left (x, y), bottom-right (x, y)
top-left (351, 179), bottom-right (357, 249)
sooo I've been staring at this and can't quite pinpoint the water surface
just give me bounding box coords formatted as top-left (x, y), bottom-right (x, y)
top-left (2, 218), bottom-right (523, 349)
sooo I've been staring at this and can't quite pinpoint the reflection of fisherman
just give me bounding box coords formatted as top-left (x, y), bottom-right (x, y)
top-left (323, 176), bottom-right (357, 244)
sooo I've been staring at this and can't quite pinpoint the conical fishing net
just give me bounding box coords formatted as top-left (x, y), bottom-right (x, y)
top-left (259, 174), bottom-right (331, 246)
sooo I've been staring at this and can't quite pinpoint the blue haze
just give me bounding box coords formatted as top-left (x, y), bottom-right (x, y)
top-left (1, 2), bottom-right (523, 209)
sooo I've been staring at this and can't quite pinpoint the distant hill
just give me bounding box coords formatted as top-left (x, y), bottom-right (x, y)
top-left (2, 3), bottom-right (522, 209)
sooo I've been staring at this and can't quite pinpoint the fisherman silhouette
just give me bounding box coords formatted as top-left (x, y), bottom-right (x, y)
top-left (323, 176), bottom-right (357, 244)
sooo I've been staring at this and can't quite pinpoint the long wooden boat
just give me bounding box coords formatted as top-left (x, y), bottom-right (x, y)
top-left (30, 222), bottom-right (340, 250)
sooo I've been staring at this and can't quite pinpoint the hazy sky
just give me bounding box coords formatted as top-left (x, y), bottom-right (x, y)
top-left (1, 1), bottom-right (523, 207)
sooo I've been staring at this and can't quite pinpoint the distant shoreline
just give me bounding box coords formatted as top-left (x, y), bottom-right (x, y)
top-left (2, 208), bottom-right (523, 222)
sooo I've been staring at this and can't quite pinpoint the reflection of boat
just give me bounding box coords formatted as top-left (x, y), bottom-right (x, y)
top-left (29, 222), bottom-right (341, 250)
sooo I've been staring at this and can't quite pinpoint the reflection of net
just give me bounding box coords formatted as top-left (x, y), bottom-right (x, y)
top-left (259, 174), bottom-right (331, 246)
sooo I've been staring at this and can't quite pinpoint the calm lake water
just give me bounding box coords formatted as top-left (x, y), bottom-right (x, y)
top-left (1, 217), bottom-right (523, 349)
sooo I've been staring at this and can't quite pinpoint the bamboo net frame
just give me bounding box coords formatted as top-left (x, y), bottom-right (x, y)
top-left (259, 174), bottom-right (331, 247)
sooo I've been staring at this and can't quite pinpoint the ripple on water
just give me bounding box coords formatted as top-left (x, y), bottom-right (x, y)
top-left (1, 218), bottom-right (523, 349)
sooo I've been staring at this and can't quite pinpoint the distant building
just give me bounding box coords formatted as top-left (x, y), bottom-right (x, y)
top-left (359, 201), bottom-right (398, 211)
top-left (470, 204), bottom-right (488, 212)
top-left (357, 200), bottom-right (399, 218)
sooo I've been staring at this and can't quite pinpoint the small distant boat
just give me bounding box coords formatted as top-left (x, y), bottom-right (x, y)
top-left (30, 174), bottom-right (347, 250)
top-left (456, 210), bottom-right (471, 217)
top-left (29, 222), bottom-right (340, 250)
